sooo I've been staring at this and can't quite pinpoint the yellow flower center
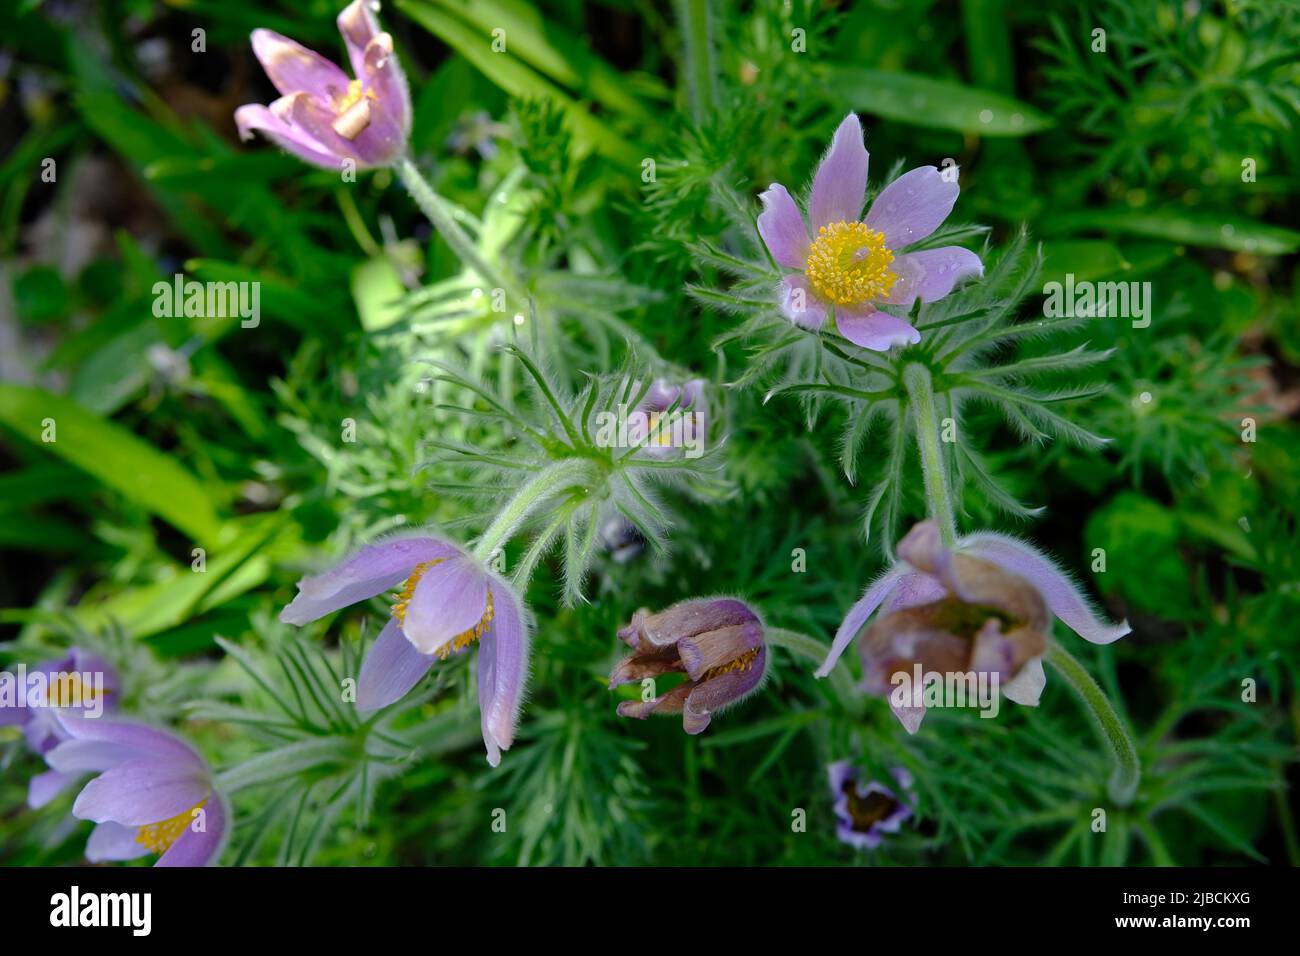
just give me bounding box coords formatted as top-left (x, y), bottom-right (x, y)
top-left (804, 221), bottom-right (898, 306)
top-left (701, 648), bottom-right (760, 682)
top-left (136, 799), bottom-right (207, 854)
top-left (45, 672), bottom-right (111, 707)
top-left (332, 79), bottom-right (374, 140)
top-left (391, 560), bottom-right (496, 660)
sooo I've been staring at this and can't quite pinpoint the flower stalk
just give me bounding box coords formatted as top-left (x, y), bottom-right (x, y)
top-left (903, 363), bottom-right (957, 548)
top-left (470, 458), bottom-right (599, 566)
top-left (395, 156), bottom-right (522, 302)
top-left (677, 0), bottom-right (717, 123)
top-left (1046, 639), bottom-right (1141, 806)
top-left (766, 627), bottom-right (859, 708)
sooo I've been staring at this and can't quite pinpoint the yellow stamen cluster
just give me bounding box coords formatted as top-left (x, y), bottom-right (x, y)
top-left (391, 560), bottom-right (495, 660)
top-left (436, 588), bottom-right (494, 660)
top-left (137, 799), bottom-right (207, 854)
top-left (332, 79), bottom-right (374, 140)
top-left (702, 648), bottom-right (760, 682)
top-left (46, 673), bottom-right (110, 707)
top-left (804, 220), bottom-right (898, 306)
top-left (646, 411), bottom-right (672, 447)
top-left (391, 559), bottom-right (444, 625)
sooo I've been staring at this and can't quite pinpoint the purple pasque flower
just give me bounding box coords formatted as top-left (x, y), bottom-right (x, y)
top-left (279, 533), bottom-right (530, 767)
top-left (816, 520), bottom-right (1130, 733)
top-left (757, 113), bottom-right (983, 351)
top-left (633, 377), bottom-right (707, 458)
top-left (45, 713), bottom-right (229, 866)
top-left (828, 760), bottom-right (914, 850)
top-left (235, 0), bottom-right (411, 170)
top-left (0, 648), bottom-right (121, 809)
top-left (610, 597), bottom-right (766, 734)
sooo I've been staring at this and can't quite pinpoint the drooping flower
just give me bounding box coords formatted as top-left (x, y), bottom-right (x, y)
top-left (828, 760), bottom-right (914, 850)
top-left (235, 0), bottom-right (411, 170)
top-left (757, 113), bottom-right (983, 351)
top-left (816, 520), bottom-right (1130, 733)
top-left (0, 648), bottom-right (120, 808)
top-left (45, 714), bottom-right (229, 867)
top-left (279, 534), bottom-right (530, 766)
top-left (610, 597), bottom-right (766, 734)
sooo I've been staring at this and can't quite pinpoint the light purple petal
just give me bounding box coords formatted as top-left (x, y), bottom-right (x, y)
top-left (827, 759), bottom-right (857, 795)
top-left (1002, 655), bottom-right (1046, 707)
top-left (809, 113), bottom-right (869, 230)
top-left (778, 274), bottom-right (827, 329)
top-left (881, 570), bottom-right (947, 613)
top-left (157, 790), bottom-right (230, 867)
top-left (837, 822), bottom-right (883, 850)
top-left (85, 822), bottom-right (153, 863)
top-left (336, 0), bottom-right (383, 83)
top-left (683, 645), bottom-right (766, 734)
top-left (250, 29), bottom-right (351, 101)
top-left (280, 535), bottom-right (460, 626)
top-left (402, 556), bottom-right (491, 655)
top-left (864, 165), bottom-right (959, 249)
top-left (28, 769), bottom-right (74, 809)
top-left (234, 101), bottom-right (342, 170)
top-left (477, 578), bottom-right (531, 767)
top-left (283, 91), bottom-right (381, 166)
top-left (882, 247), bottom-right (984, 306)
top-left (836, 305), bottom-right (920, 352)
top-left (757, 183), bottom-right (809, 268)
top-left (816, 565), bottom-right (907, 678)
top-left (358, 31), bottom-right (412, 135)
top-left (52, 714), bottom-right (206, 769)
top-left (959, 532), bottom-right (1131, 645)
top-left (890, 700), bottom-right (927, 734)
top-left (72, 760), bottom-right (212, 827)
top-left (356, 618), bottom-right (437, 712)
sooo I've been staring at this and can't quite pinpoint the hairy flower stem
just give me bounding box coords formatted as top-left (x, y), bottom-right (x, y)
top-left (766, 628), bottom-right (859, 710)
top-left (676, 0), bottom-right (717, 123)
top-left (396, 156), bottom-right (523, 303)
top-left (471, 459), bottom-right (597, 567)
top-left (1046, 640), bottom-right (1141, 806)
top-left (903, 364), bottom-right (957, 548)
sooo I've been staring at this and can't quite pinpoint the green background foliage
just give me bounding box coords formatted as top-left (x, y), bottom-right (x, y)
top-left (1, 0), bottom-right (1297, 866)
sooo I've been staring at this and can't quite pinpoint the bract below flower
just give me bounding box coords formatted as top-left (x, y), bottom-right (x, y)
top-left (279, 533), bottom-right (530, 767)
top-left (757, 113), bottom-right (983, 351)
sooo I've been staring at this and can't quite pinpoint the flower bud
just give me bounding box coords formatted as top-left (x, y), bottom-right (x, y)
top-left (610, 598), bottom-right (766, 735)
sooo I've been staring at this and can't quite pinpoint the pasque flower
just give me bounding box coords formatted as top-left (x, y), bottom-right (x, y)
top-left (280, 534), bottom-right (530, 767)
top-left (0, 647), bottom-right (120, 809)
top-left (627, 377), bottom-right (707, 458)
top-left (235, 0), bottom-right (411, 170)
top-left (44, 714), bottom-right (229, 866)
top-left (816, 520), bottom-right (1130, 733)
top-left (828, 761), bottom-right (914, 850)
top-left (757, 113), bottom-right (983, 351)
top-left (610, 598), bottom-right (766, 734)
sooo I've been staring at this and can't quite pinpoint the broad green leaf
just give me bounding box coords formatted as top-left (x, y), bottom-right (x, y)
top-left (352, 257), bottom-right (408, 332)
top-left (398, 0), bottom-right (639, 165)
top-left (822, 66), bottom-right (1054, 137)
top-left (1041, 209), bottom-right (1300, 254)
top-left (422, 0), bottom-right (660, 122)
top-left (68, 514), bottom-right (288, 639)
top-left (0, 384), bottom-right (223, 541)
